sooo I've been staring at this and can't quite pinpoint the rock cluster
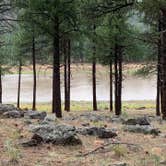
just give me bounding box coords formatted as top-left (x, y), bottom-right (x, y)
top-left (22, 123), bottom-right (82, 146)
top-left (0, 104), bottom-right (19, 115)
top-left (0, 104), bottom-right (47, 120)
top-left (123, 116), bottom-right (160, 135)
top-left (77, 127), bottom-right (117, 139)
top-left (123, 116), bottom-right (151, 125)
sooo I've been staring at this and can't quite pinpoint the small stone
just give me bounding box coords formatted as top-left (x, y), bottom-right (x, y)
top-left (81, 123), bottom-right (90, 127)
top-left (21, 139), bottom-right (39, 147)
top-left (23, 119), bottom-right (32, 125)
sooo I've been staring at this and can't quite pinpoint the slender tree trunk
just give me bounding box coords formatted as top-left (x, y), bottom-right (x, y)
top-left (66, 39), bottom-right (71, 112)
top-left (17, 60), bottom-right (22, 109)
top-left (52, 17), bottom-right (62, 118)
top-left (92, 58), bottom-right (97, 111)
top-left (156, 19), bottom-right (161, 116)
top-left (160, 9), bottom-right (166, 119)
top-left (32, 33), bottom-right (36, 111)
top-left (118, 47), bottom-right (122, 115)
top-left (156, 70), bottom-right (160, 116)
top-left (64, 40), bottom-right (68, 111)
top-left (110, 59), bottom-right (113, 112)
top-left (92, 24), bottom-right (97, 111)
top-left (114, 44), bottom-right (119, 115)
top-left (114, 43), bottom-right (122, 116)
top-left (0, 66), bottom-right (2, 104)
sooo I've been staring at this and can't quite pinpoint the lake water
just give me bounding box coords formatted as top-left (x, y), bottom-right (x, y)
top-left (2, 73), bottom-right (157, 103)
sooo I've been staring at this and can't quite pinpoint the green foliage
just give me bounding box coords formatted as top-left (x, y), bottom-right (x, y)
top-left (0, 0), bottom-right (160, 68)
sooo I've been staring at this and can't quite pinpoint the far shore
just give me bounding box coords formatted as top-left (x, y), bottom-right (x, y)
top-left (9, 100), bottom-right (156, 114)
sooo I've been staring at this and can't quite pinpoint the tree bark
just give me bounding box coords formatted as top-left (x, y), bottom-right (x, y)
top-left (92, 24), bottom-right (97, 111)
top-left (92, 58), bottom-right (97, 111)
top-left (110, 59), bottom-right (113, 112)
top-left (156, 18), bottom-right (161, 116)
top-left (114, 43), bottom-right (119, 115)
top-left (66, 39), bottom-right (71, 112)
top-left (160, 9), bottom-right (166, 119)
top-left (52, 16), bottom-right (62, 118)
top-left (0, 66), bottom-right (2, 104)
top-left (32, 33), bottom-right (36, 111)
top-left (114, 43), bottom-right (122, 116)
top-left (64, 40), bottom-right (68, 111)
top-left (118, 46), bottom-right (122, 115)
top-left (17, 60), bottom-right (22, 109)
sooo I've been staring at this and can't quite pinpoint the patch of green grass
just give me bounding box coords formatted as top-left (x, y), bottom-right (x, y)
top-left (123, 101), bottom-right (155, 109)
top-left (16, 100), bottom-right (156, 114)
top-left (19, 101), bottom-right (110, 112)
top-left (113, 145), bottom-right (127, 158)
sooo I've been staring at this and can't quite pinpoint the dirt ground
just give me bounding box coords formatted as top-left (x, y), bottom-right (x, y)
top-left (0, 108), bottom-right (166, 166)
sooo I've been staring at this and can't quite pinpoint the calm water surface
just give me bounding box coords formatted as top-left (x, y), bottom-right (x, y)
top-left (2, 73), bottom-right (156, 103)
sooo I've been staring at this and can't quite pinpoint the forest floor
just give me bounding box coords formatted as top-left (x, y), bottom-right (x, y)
top-left (0, 102), bottom-right (166, 166)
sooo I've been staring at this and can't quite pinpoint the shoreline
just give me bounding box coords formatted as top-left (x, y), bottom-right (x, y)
top-left (10, 100), bottom-right (156, 113)
top-left (3, 62), bottom-right (156, 76)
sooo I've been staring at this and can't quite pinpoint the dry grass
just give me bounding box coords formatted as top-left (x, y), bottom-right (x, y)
top-left (6, 63), bottom-right (150, 76)
top-left (0, 105), bottom-right (166, 166)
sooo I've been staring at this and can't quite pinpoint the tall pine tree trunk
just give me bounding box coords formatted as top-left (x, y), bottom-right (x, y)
top-left (64, 40), bottom-right (68, 111)
top-left (110, 59), bottom-right (113, 112)
top-left (114, 44), bottom-right (122, 116)
top-left (156, 20), bottom-right (161, 116)
top-left (17, 60), bottom-right (22, 109)
top-left (92, 24), bottom-right (97, 111)
top-left (118, 46), bottom-right (122, 115)
top-left (66, 39), bottom-right (71, 112)
top-left (32, 33), bottom-right (36, 111)
top-left (52, 17), bottom-right (62, 118)
top-left (160, 9), bottom-right (166, 119)
top-left (114, 43), bottom-right (119, 115)
top-left (92, 58), bottom-right (97, 111)
top-left (0, 66), bottom-right (2, 104)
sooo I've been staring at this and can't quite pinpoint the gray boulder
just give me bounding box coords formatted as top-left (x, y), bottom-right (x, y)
top-left (0, 104), bottom-right (18, 115)
top-left (41, 114), bottom-right (58, 124)
top-left (77, 127), bottom-right (117, 138)
top-left (124, 125), bottom-right (160, 135)
top-left (27, 124), bottom-right (82, 146)
top-left (3, 110), bottom-right (23, 118)
top-left (123, 116), bottom-right (151, 126)
top-left (79, 113), bottom-right (112, 122)
top-left (24, 110), bottom-right (47, 120)
top-left (111, 116), bottom-right (125, 123)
